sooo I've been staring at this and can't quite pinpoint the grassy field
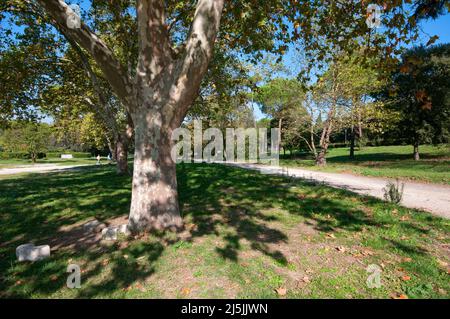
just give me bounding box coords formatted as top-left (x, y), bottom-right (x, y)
top-left (0, 158), bottom-right (100, 169)
top-left (0, 164), bottom-right (448, 298)
top-left (280, 145), bottom-right (450, 184)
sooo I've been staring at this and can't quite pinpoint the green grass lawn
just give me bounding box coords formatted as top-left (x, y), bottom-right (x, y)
top-left (279, 145), bottom-right (450, 184)
top-left (0, 164), bottom-right (448, 298)
top-left (0, 158), bottom-right (100, 169)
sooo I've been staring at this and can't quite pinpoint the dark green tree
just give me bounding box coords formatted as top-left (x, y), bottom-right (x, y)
top-left (381, 44), bottom-right (450, 160)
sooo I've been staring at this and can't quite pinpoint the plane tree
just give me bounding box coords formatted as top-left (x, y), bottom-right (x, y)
top-left (1, 0), bottom-right (440, 232)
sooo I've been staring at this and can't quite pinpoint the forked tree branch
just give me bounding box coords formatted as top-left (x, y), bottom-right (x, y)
top-left (36, 0), bottom-right (135, 111)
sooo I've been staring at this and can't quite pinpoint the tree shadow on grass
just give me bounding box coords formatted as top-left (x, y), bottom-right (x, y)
top-left (0, 163), bottom-right (446, 298)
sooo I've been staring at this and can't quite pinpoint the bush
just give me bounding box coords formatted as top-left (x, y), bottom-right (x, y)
top-left (0, 152), bottom-right (31, 160)
top-left (382, 179), bottom-right (405, 204)
top-left (0, 152), bottom-right (49, 160)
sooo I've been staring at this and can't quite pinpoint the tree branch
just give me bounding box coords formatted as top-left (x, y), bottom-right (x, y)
top-left (36, 0), bottom-right (135, 111)
top-left (136, 0), bottom-right (173, 85)
top-left (168, 0), bottom-right (225, 128)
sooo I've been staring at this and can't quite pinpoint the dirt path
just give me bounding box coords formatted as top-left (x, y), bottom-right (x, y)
top-left (227, 163), bottom-right (450, 219)
top-left (0, 164), bottom-right (91, 176)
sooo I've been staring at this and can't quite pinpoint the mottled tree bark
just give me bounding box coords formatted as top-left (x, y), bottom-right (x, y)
top-left (128, 114), bottom-right (181, 231)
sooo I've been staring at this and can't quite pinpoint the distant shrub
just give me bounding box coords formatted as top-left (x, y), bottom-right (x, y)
top-left (0, 152), bottom-right (31, 160)
top-left (382, 179), bottom-right (405, 204)
top-left (0, 152), bottom-right (49, 160)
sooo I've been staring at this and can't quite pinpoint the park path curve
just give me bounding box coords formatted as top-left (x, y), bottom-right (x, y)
top-left (0, 164), bottom-right (90, 176)
top-left (226, 163), bottom-right (450, 220)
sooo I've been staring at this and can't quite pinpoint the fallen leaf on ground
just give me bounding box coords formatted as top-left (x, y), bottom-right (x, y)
top-left (275, 287), bottom-right (287, 296)
top-left (181, 287), bottom-right (191, 296)
top-left (101, 259), bottom-right (109, 266)
top-left (361, 250), bottom-right (374, 256)
top-left (50, 275), bottom-right (58, 281)
top-left (402, 257), bottom-right (412, 263)
top-left (302, 276), bottom-right (311, 283)
top-left (392, 293), bottom-right (408, 299)
top-left (336, 246), bottom-right (346, 252)
top-left (401, 275), bottom-right (411, 281)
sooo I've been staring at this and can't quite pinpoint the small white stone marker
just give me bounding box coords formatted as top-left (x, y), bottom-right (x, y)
top-left (118, 224), bottom-right (130, 236)
top-left (102, 227), bottom-right (118, 241)
top-left (83, 219), bottom-right (106, 233)
top-left (101, 224), bottom-right (130, 241)
top-left (16, 243), bottom-right (50, 262)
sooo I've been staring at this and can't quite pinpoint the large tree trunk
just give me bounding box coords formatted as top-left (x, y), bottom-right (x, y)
top-left (413, 142), bottom-right (420, 161)
top-left (128, 114), bottom-right (182, 232)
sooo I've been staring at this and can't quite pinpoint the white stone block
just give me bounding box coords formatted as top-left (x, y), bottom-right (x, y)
top-left (101, 224), bottom-right (130, 241)
top-left (83, 219), bottom-right (106, 232)
top-left (16, 243), bottom-right (50, 262)
top-left (118, 224), bottom-right (130, 235)
top-left (101, 227), bottom-right (118, 241)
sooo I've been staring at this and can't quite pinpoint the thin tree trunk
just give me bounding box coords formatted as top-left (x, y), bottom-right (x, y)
top-left (316, 149), bottom-right (327, 166)
top-left (316, 110), bottom-right (334, 166)
top-left (107, 137), bottom-right (116, 162)
top-left (357, 110), bottom-right (363, 145)
top-left (278, 118), bottom-right (283, 154)
top-left (349, 126), bottom-right (355, 159)
top-left (413, 142), bottom-right (420, 161)
top-left (115, 134), bottom-right (129, 175)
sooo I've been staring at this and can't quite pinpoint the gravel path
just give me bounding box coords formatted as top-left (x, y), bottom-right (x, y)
top-left (227, 163), bottom-right (450, 219)
top-left (2, 162), bottom-right (449, 219)
top-left (0, 164), bottom-right (91, 176)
